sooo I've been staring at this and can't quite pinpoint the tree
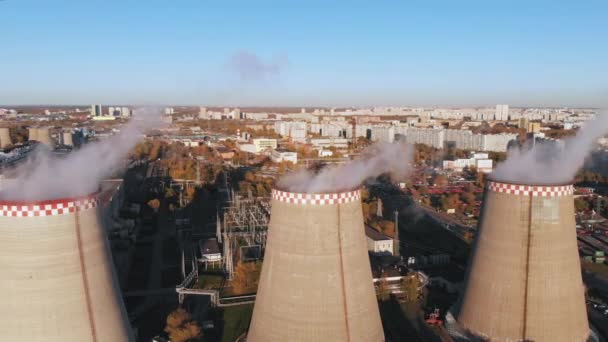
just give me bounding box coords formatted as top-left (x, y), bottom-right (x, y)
top-left (400, 272), bottom-right (422, 302)
top-left (378, 220), bottom-right (396, 238)
top-left (377, 272), bottom-right (390, 302)
top-left (460, 191), bottom-right (476, 206)
top-left (463, 231), bottom-right (475, 244)
top-left (432, 174), bottom-right (448, 187)
top-left (164, 307), bottom-right (202, 342)
top-left (232, 261), bottom-right (257, 294)
top-left (574, 198), bottom-right (590, 211)
top-left (440, 194), bottom-right (459, 212)
top-left (147, 199), bottom-right (161, 212)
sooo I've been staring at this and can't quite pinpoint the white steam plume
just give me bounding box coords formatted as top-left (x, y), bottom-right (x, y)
top-left (492, 110), bottom-right (608, 184)
top-left (277, 141), bottom-right (413, 193)
top-left (0, 108), bottom-right (164, 201)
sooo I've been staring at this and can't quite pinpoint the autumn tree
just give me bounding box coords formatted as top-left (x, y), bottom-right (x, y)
top-left (147, 199), bottom-right (161, 212)
top-left (378, 220), bottom-right (396, 238)
top-left (377, 271), bottom-right (390, 301)
top-left (432, 174), bottom-right (448, 187)
top-left (460, 191), bottom-right (476, 206)
top-left (232, 261), bottom-right (257, 294)
top-left (164, 307), bottom-right (202, 342)
top-left (400, 272), bottom-right (422, 302)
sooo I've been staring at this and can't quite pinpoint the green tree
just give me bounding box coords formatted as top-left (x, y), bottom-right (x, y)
top-left (574, 198), bottom-right (590, 211)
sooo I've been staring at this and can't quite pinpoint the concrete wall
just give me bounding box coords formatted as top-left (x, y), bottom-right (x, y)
top-left (248, 189), bottom-right (384, 342)
top-left (0, 195), bottom-right (133, 341)
top-left (457, 181), bottom-right (589, 341)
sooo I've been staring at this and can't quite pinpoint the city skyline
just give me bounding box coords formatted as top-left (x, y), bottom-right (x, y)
top-left (1, 0), bottom-right (607, 107)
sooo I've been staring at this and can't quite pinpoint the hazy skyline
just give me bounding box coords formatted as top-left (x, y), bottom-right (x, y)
top-left (1, 0), bottom-right (607, 107)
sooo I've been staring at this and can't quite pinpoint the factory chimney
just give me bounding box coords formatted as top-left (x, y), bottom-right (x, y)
top-left (456, 179), bottom-right (589, 341)
top-left (248, 188), bottom-right (384, 342)
top-left (0, 192), bottom-right (134, 341)
top-left (0, 127), bottom-right (12, 148)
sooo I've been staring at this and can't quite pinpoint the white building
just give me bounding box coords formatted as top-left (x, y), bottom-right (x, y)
top-left (270, 149), bottom-right (298, 164)
top-left (365, 226), bottom-right (394, 255)
top-left (443, 152), bottom-right (493, 173)
top-left (274, 121), bottom-right (307, 142)
top-left (482, 133), bottom-right (517, 152)
top-left (495, 104), bottom-right (509, 121)
top-left (318, 149), bottom-right (333, 157)
top-left (402, 128), bottom-right (444, 149)
top-left (252, 138), bottom-right (278, 153)
top-left (309, 138), bottom-right (349, 149)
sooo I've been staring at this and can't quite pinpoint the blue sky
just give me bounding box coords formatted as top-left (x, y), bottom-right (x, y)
top-left (1, 0), bottom-right (607, 107)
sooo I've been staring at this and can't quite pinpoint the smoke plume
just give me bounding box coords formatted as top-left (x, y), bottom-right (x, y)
top-left (492, 110), bottom-right (608, 184)
top-left (277, 141), bottom-right (413, 193)
top-left (0, 108), bottom-right (163, 201)
top-left (228, 50), bottom-right (287, 82)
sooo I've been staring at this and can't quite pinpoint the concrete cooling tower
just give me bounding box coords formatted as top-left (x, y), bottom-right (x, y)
top-left (248, 188), bottom-right (384, 342)
top-left (457, 180), bottom-right (589, 342)
top-left (36, 127), bottom-right (54, 147)
top-left (0, 127), bottom-right (12, 148)
top-left (28, 127), bottom-right (38, 141)
top-left (62, 131), bottom-right (74, 146)
top-left (0, 193), bottom-right (133, 341)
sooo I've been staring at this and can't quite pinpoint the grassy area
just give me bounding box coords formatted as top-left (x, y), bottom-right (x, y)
top-left (193, 274), bottom-right (224, 290)
top-left (220, 304), bottom-right (253, 342)
top-left (581, 260), bottom-right (608, 278)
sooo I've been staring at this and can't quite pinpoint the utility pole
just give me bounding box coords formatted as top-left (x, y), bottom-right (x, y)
top-left (394, 209), bottom-right (400, 257)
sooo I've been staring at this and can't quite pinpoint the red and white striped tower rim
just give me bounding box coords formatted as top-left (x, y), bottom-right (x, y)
top-left (486, 180), bottom-right (574, 197)
top-left (0, 192), bottom-right (99, 217)
top-left (272, 188), bottom-right (361, 205)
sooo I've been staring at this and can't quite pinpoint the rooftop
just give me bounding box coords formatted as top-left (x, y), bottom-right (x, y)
top-left (365, 225), bottom-right (392, 241)
top-left (199, 238), bottom-right (221, 255)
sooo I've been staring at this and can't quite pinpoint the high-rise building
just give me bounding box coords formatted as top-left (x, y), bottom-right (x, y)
top-left (91, 105), bottom-right (103, 116)
top-left (495, 104), bottom-right (510, 121)
top-left (90, 104), bottom-right (102, 117)
top-left (121, 107), bottom-right (131, 117)
top-left (198, 107), bottom-right (208, 119)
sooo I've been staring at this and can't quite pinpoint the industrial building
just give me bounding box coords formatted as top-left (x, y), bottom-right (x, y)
top-left (0, 192), bottom-right (133, 341)
top-left (248, 188), bottom-right (384, 342)
top-left (456, 180), bottom-right (589, 341)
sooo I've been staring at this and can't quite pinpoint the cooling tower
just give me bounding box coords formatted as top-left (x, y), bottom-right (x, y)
top-left (63, 131), bottom-right (74, 146)
top-left (248, 189), bottom-right (384, 342)
top-left (0, 193), bottom-right (133, 341)
top-left (457, 180), bottom-right (589, 342)
top-left (0, 127), bottom-right (11, 148)
top-left (36, 127), bottom-right (54, 147)
top-left (28, 127), bottom-right (38, 141)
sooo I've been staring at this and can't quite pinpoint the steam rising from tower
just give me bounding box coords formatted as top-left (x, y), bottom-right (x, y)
top-left (493, 110), bottom-right (608, 184)
top-left (278, 141), bottom-right (413, 193)
top-left (1, 108), bottom-right (163, 201)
